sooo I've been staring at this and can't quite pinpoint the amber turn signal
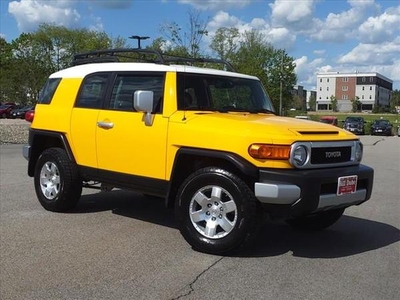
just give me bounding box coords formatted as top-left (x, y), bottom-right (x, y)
top-left (248, 144), bottom-right (290, 159)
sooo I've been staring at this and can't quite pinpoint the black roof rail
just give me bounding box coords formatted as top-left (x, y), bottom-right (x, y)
top-left (163, 55), bottom-right (235, 72)
top-left (71, 48), bottom-right (235, 71)
top-left (72, 48), bottom-right (165, 66)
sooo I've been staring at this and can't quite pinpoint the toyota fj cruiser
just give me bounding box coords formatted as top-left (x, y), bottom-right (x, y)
top-left (23, 49), bottom-right (374, 254)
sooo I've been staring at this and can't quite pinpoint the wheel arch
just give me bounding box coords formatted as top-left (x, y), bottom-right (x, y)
top-left (165, 147), bottom-right (259, 208)
top-left (28, 129), bottom-right (75, 177)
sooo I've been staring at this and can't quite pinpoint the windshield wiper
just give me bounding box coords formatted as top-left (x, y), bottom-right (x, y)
top-left (248, 108), bottom-right (276, 115)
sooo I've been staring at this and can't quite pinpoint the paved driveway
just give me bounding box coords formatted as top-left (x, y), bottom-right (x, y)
top-left (1, 136), bottom-right (399, 300)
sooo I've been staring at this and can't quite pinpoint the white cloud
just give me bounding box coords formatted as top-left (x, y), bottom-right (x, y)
top-left (338, 38), bottom-right (400, 66)
top-left (207, 11), bottom-right (296, 50)
top-left (310, 0), bottom-right (379, 42)
top-left (358, 7), bottom-right (400, 43)
top-left (177, 0), bottom-right (252, 10)
top-left (294, 56), bottom-right (325, 89)
top-left (313, 50), bottom-right (326, 55)
top-left (0, 33), bottom-right (5, 39)
top-left (269, 0), bottom-right (317, 31)
top-left (8, 0), bottom-right (81, 32)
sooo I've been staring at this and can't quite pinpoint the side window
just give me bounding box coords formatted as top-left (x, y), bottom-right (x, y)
top-left (38, 78), bottom-right (62, 104)
top-left (75, 74), bottom-right (108, 109)
top-left (108, 74), bottom-right (165, 113)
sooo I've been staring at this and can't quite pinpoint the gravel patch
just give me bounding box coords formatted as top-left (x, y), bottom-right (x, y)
top-left (0, 119), bottom-right (30, 145)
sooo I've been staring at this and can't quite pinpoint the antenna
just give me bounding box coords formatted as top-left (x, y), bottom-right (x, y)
top-left (129, 35), bottom-right (150, 49)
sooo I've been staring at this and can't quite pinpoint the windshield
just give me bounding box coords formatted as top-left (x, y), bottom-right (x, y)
top-left (373, 120), bottom-right (389, 126)
top-left (177, 73), bottom-right (275, 113)
top-left (345, 117), bottom-right (363, 122)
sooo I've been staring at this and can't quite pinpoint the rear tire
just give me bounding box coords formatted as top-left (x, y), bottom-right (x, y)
top-left (285, 208), bottom-right (345, 231)
top-left (34, 148), bottom-right (82, 212)
top-left (175, 167), bottom-right (259, 254)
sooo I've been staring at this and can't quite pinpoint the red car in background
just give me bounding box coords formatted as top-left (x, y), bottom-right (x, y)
top-left (0, 104), bottom-right (17, 118)
top-left (320, 116), bottom-right (338, 126)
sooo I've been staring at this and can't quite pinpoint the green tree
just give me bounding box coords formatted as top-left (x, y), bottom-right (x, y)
top-left (226, 31), bottom-right (296, 114)
top-left (330, 95), bottom-right (338, 112)
top-left (160, 9), bottom-right (208, 58)
top-left (351, 96), bottom-right (361, 113)
top-left (308, 94), bottom-right (316, 111)
top-left (210, 27), bottom-right (239, 61)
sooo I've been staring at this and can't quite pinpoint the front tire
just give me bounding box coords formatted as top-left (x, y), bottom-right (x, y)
top-left (285, 208), bottom-right (345, 231)
top-left (175, 167), bottom-right (258, 254)
top-left (34, 148), bottom-right (82, 212)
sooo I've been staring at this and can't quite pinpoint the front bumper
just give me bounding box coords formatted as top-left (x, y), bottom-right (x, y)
top-left (254, 164), bottom-right (373, 216)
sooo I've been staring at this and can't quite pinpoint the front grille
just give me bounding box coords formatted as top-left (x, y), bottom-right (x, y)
top-left (311, 147), bottom-right (351, 164)
top-left (289, 140), bottom-right (360, 169)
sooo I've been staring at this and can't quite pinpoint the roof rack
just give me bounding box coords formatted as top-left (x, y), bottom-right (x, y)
top-left (72, 48), bottom-right (164, 66)
top-left (163, 55), bottom-right (235, 72)
top-left (71, 48), bottom-right (235, 71)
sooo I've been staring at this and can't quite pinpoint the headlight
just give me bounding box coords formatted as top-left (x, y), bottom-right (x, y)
top-left (291, 145), bottom-right (308, 167)
top-left (355, 141), bottom-right (363, 162)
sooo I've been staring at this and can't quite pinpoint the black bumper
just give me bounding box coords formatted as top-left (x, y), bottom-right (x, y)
top-left (258, 164), bottom-right (374, 216)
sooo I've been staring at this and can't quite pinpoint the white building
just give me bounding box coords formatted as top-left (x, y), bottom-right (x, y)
top-left (316, 72), bottom-right (393, 112)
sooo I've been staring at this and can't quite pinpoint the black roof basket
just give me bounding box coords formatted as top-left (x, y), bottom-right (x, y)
top-left (72, 48), bottom-right (165, 66)
top-left (71, 48), bottom-right (235, 71)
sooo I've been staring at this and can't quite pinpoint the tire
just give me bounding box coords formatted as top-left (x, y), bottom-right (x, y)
top-left (175, 167), bottom-right (259, 254)
top-left (285, 208), bottom-right (345, 231)
top-left (34, 148), bottom-right (82, 212)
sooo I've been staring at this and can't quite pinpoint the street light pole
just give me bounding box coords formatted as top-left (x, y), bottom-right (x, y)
top-left (129, 35), bottom-right (150, 49)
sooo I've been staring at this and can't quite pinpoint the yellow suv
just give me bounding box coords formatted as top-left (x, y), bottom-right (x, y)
top-left (23, 49), bottom-right (374, 254)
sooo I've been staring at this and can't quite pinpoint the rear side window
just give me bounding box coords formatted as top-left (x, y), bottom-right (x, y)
top-left (75, 74), bottom-right (109, 109)
top-left (38, 78), bottom-right (62, 104)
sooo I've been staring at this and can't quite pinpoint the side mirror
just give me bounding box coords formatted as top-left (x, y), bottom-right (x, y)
top-left (134, 90), bottom-right (154, 126)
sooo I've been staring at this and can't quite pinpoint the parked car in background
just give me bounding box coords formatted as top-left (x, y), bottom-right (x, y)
top-left (343, 116), bottom-right (365, 135)
top-left (0, 104), bottom-right (17, 118)
top-left (320, 116), bottom-right (338, 126)
top-left (370, 119), bottom-right (393, 136)
top-left (10, 105), bottom-right (35, 119)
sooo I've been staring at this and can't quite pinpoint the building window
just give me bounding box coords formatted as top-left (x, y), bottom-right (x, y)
top-left (319, 96), bottom-right (321, 99)
top-left (342, 77), bottom-right (348, 82)
top-left (342, 86), bottom-right (348, 91)
top-left (327, 87), bottom-right (329, 91)
top-left (362, 86), bottom-right (365, 91)
top-left (369, 77), bottom-right (373, 82)
top-left (320, 78), bottom-right (322, 83)
top-left (342, 94), bottom-right (348, 100)
top-left (370, 86), bottom-right (372, 90)
top-left (319, 87), bottom-right (322, 91)
top-left (362, 77), bottom-right (366, 82)
top-left (362, 95), bottom-right (364, 99)
top-left (369, 95), bottom-right (372, 99)
top-left (327, 78), bottom-right (329, 82)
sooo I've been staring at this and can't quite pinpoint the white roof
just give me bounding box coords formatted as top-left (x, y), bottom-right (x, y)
top-left (50, 62), bottom-right (259, 80)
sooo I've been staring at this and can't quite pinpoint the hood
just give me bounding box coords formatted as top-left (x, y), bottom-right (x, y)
top-left (169, 111), bottom-right (355, 143)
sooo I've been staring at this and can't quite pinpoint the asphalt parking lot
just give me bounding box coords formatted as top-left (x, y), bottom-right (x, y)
top-left (1, 136), bottom-right (399, 300)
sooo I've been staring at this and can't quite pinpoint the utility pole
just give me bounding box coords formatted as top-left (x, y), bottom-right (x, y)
top-left (129, 35), bottom-right (150, 49)
top-left (279, 50), bottom-right (284, 116)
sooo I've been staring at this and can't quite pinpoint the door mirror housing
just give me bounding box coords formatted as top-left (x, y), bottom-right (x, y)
top-left (134, 90), bottom-right (154, 126)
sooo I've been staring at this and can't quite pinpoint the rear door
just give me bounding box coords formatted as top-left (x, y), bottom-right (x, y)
top-left (70, 73), bottom-right (109, 168)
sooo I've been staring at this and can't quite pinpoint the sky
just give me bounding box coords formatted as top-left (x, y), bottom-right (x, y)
top-left (1, 0), bottom-right (399, 91)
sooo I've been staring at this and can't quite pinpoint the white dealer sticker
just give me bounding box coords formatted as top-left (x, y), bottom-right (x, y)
top-left (337, 175), bottom-right (358, 196)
